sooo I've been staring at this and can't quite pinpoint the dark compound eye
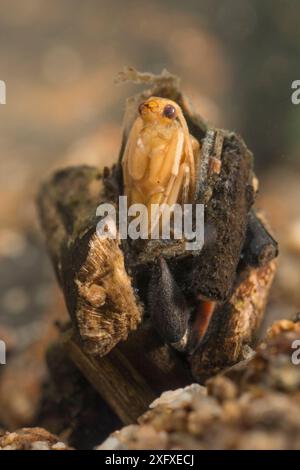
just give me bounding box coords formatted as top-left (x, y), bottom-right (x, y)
top-left (163, 104), bottom-right (176, 119)
top-left (138, 102), bottom-right (145, 114)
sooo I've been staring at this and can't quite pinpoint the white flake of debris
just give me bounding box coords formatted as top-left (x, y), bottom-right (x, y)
top-left (51, 441), bottom-right (68, 450)
top-left (30, 441), bottom-right (50, 450)
top-left (149, 383), bottom-right (206, 409)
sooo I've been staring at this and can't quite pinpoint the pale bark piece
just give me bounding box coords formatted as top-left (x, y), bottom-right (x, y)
top-left (37, 166), bottom-right (142, 356)
top-left (190, 260), bottom-right (277, 381)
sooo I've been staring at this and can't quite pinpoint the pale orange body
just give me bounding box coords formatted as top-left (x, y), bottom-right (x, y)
top-left (122, 97), bottom-right (199, 234)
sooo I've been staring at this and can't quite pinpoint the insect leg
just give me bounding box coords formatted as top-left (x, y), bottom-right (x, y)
top-left (174, 104), bottom-right (195, 194)
top-left (122, 116), bottom-right (145, 203)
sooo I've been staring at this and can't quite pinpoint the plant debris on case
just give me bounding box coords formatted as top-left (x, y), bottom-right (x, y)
top-left (37, 69), bottom-right (278, 421)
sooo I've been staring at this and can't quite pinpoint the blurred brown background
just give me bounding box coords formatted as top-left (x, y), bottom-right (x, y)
top-left (0, 0), bottom-right (299, 434)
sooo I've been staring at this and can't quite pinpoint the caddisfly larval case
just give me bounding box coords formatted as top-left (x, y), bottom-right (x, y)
top-left (38, 70), bottom-right (278, 386)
